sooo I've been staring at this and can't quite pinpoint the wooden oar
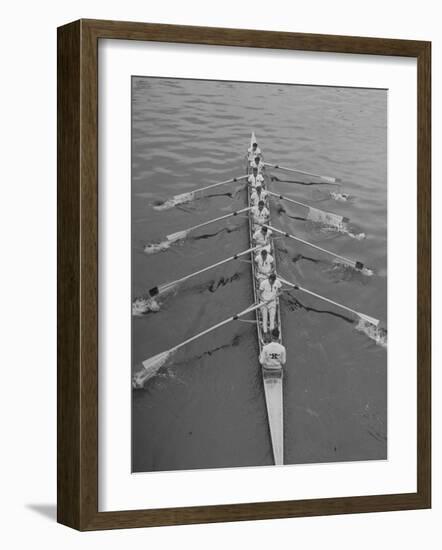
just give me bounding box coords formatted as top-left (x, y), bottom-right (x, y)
top-left (133, 301), bottom-right (267, 388)
top-left (148, 245), bottom-right (261, 297)
top-left (154, 175), bottom-right (248, 209)
top-left (268, 190), bottom-right (347, 226)
top-left (278, 276), bottom-right (379, 326)
top-left (264, 224), bottom-right (368, 272)
top-left (265, 163), bottom-right (340, 184)
top-left (166, 207), bottom-right (251, 242)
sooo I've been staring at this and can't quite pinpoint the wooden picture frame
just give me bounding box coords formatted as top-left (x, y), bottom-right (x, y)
top-left (57, 19), bottom-right (431, 530)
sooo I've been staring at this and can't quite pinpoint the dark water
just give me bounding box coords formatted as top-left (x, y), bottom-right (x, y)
top-left (131, 76), bottom-right (387, 472)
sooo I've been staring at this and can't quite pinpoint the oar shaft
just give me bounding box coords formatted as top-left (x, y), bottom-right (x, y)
top-left (268, 191), bottom-right (344, 223)
top-left (168, 207), bottom-right (251, 239)
top-left (265, 163), bottom-right (338, 183)
top-left (268, 191), bottom-right (311, 210)
top-left (184, 175), bottom-right (247, 196)
top-left (167, 302), bottom-right (263, 354)
top-left (280, 276), bottom-right (378, 325)
top-left (189, 207), bottom-right (251, 232)
top-left (159, 246), bottom-right (260, 292)
top-left (265, 225), bottom-right (358, 268)
top-left (286, 279), bottom-right (360, 318)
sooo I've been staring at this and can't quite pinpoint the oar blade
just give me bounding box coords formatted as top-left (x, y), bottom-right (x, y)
top-left (132, 349), bottom-right (175, 388)
top-left (358, 313), bottom-right (380, 327)
top-left (166, 230), bottom-right (188, 242)
top-left (153, 192), bottom-right (195, 211)
top-left (306, 207), bottom-right (344, 227)
top-left (321, 176), bottom-right (338, 184)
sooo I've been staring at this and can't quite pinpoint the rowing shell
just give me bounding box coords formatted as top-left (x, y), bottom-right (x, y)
top-left (247, 132), bottom-right (284, 465)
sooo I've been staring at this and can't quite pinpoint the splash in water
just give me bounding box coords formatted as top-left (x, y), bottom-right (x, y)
top-left (133, 349), bottom-right (176, 388)
top-left (320, 220), bottom-right (366, 240)
top-left (355, 319), bottom-right (388, 347)
top-left (144, 230), bottom-right (185, 254)
top-left (132, 297), bottom-right (160, 316)
top-left (330, 191), bottom-right (350, 202)
top-left (144, 240), bottom-right (175, 254)
top-left (330, 260), bottom-right (373, 277)
top-left (153, 192), bottom-right (195, 211)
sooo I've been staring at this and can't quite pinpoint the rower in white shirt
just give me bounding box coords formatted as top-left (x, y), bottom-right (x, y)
top-left (259, 273), bottom-right (282, 334)
top-left (248, 166), bottom-right (264, 188)
top-left (250, 155), bottom-right (265, 172)
top-left (259, 328), bottom-right (286, 369)
top-left (255, 249), bottom-right (274, 281)
top-left (253, 225), bottom-right (272, 252)
top-left (247, 141), bottom-right (262, 161)
top-left (251, 200), bottom-right (270, 230)
top-left (250, 184), bottom-right (269, 207)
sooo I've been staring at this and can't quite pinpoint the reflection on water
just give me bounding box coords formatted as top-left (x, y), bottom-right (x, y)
top-left (132, 77), bottom-right (387, 472)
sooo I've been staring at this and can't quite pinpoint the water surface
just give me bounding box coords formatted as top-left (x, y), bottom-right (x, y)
top-left (131, 77), bottom-right (387, 472)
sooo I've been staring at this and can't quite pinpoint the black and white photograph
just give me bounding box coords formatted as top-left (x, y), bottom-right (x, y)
top-left (131, 76), bottom-right (388, 473)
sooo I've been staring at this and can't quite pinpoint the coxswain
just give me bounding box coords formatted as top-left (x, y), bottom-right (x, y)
top-left (250, 184), bottom-right (268, 207)
top-left (250, 155), bottom-right (265, 172)
top-left (248, 166), bottom-right (264, 188)
top-left (252, 200), bottom-right (269, 229)
top-left (253, 224), bottom-right (272, 252)
top-left (259, 273), bottom-right (282, 333)
top-left (247, 141), bottom-right (262, 161)
top-left (255, 248), bottom-right (274, 281)
top-left (259, 328), bottom-right (286, 369)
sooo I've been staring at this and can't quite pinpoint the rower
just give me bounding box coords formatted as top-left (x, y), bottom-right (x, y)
top-left (259, 273), bottom-right (282, 334)
top-left (255, 248), bottom-right (274, 281)
top-left (248, 166), bottom-right (264, 188)
top-left (247, 140), bottom-right (261, 161)
top-left (253, 224), bottom-right (272, 252)
top-left (259, 328), bottom-right (286, 370)
top-left (251, 200), bottom-right (269, 230)
top-left (250, 155), bottom-right (265, 173)
top-left (250, 184), bottom-right (268, 207)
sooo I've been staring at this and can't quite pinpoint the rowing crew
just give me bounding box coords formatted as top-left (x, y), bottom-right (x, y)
top-left (248, 138), bottom-right (286, 369)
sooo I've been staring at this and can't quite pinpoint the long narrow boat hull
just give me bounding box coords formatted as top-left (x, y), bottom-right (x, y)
top-left (247, 132), bottom-right (284, 466)
top-left (263, 369), bottom-right (283, 464)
